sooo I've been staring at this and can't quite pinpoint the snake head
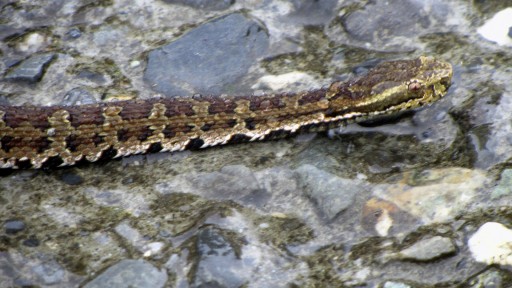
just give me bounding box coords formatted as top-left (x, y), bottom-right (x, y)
top-left (327, 56), bottom-right (453, 116)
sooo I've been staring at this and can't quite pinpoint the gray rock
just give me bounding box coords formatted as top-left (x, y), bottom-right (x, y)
top-left (144, 13), bottom-right (269, 96)
top-left (491, 169), bottom-right (512, 199)
top-left (59, 172), bottom-right (84, 186)
top-left (4, 53), bottom-right (55, 83)
top-left (67, 27), bottom-right (82, 39)
top-left (397, 236), bottom-right (456, 261)
top-left (469, 268), bottom-right (503, 288)
top-left (162, 0), bottom-right (234, 10)
top-left (287, 0), bottom-right (339, 25)
top-left (155, 164), bottom-right (270, 206)
top-left (383, 281), bottom-right (411, 288)
top-left (61, 87), bottom-right (97, 106)
top-left (83, 259), bottom-right (167, 288)
top-left (194, 226), bottom-right (246, 288)
top-left (31, 259), bottom-right (65, 285)
top-left (0, 95), bottom-right (9, 105)
top-left (0, 24), bottom-right (22, 41)
top-left (4, 220), bottom-right (25, 234)
top-left (295, 164), bottom-right (363, 220)
top-left (342, 0), bottom-right (430, 43)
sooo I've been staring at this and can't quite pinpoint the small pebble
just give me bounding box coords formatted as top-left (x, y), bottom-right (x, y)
top-left (5, 220), bottom-right (25, 234)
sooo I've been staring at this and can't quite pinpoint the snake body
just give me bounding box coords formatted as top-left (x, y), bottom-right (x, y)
top-left (0, 56), bottom-right (452, 169)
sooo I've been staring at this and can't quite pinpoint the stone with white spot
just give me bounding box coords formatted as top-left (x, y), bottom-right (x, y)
top-left (477, 8), bottom-right (512, 46)
top-left (469, 222), bottom-right (512, 266)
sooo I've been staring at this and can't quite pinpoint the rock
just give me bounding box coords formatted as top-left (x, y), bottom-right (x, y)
top-left (59, 172), bottom-right (84, 186)
top-left (61, 87), bottom-right (97, 106)
top-left (114, 220), bottom-right (145, 248)
top-left (194, 226), bottom-right (246, 287)
top-left (295, 164), bottom-right (363, 220)
top-left (22, 236), bottom-right (40, 247)
top-left (144, 13), bottom-right (269, 96)
top-left (472, 88), bottom-right (512, 169)
top-left (468, 222), bottom-right (512, 266)
top-left (4, 220), bottom-right (25, 234)
top-left (155, 164), bottom-right (269, 206)
top-left (397, 236), bottom-right (456, 261)
top-left (252, 71), bottom-right (316, 91)
top-left (4, 53), bottom-right (55, 83)
top-left (477, 8), bottom-right (512, 46)
top-left (342, 0), bottom-right (430, 43)
top-left (372, 168), bottom-right (488, 223)
top-left (286, 0), bottom-right (339, 25)
top-left (31, 259), bottom-right (66, 285)
top-left (491, 169), bottom-right (512, 199)
top-left (469, 268), bottom-right (503, 288)
top-left (383, 281), bottom-right (411, 288)
top-left (66, 28), bottom-right (82, 39)
top-left (162, 0), bottom-right (234, 10)
top-left (83, 259), bottom-right (167, 288)
top-left (83, 187), bottom-right (149, 217)
top-left (361, 198), bottom-right (420, 237)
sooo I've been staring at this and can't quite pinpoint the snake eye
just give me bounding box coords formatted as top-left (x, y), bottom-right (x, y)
top-left (408, 80), bottom-right (422, 92)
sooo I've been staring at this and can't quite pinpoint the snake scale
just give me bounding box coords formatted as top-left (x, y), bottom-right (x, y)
top-left (0, 56), bottom-right (452, 169)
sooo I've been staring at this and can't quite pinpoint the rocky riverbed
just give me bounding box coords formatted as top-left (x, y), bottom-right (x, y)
top-left (1, 0), bottom-right (512, 287)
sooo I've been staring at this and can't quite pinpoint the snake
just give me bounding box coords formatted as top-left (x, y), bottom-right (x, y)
top-left (0, 56), bottom-right (452, 169)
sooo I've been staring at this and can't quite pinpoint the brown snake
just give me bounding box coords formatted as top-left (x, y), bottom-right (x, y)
top-left (0, 56), bottom-right (452, 169)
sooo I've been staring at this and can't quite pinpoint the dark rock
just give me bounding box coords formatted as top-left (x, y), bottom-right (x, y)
top-left (4, 53), bottom-right (55, 83)
top-left (60, 173), bottom-right (84, 186)
top-left (194, 226), bottom-right (246, 288)
top-left (22, 236), bottom-right (40, 247)
top-left (162, 0), bottom-right (234, 11)
top-left (83, 259), bottom-right (167, 288)
top-left (4, 220), bottom-right (25, 234)
top-left (508, 26), bottom-right (512, 38)
top-left (144, 13), bottom-right (269, 96)
top-left (67, 28), bottom-right (82, 39)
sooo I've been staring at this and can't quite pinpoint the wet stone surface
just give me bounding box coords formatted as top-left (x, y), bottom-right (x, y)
top-left (144, 12), bottom-right (269, 96)
top-left (1, 0), bottom-right (512, 287)
top-left (83, 259), bottom-right (167, 288)
top-left (4, 53), bottom-right (55, 83)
